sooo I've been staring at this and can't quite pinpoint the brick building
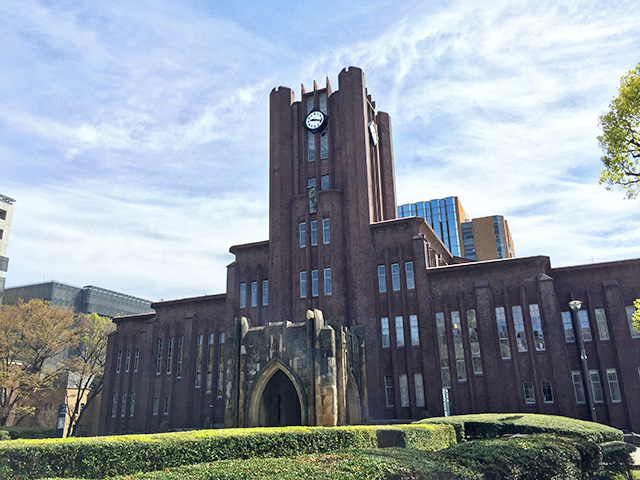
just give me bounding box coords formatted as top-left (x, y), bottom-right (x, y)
top-left (100, 67), bottom-right (640, 435)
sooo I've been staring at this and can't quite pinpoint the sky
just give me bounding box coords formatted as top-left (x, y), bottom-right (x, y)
top-left (1, 0), bottom-right (639, 302)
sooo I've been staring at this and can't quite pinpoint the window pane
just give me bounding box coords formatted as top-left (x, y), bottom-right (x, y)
top-left (299, 223), bottom-right (306, 248)
top-left (627, 306), bottom-right (640, 338)
top-left (311, 269), bottom-right (319, 297)
top-left (512, 306), bottom-right (527, 352)
top-left (217, 333), bottom-right (225, 398)
top-left (571, 371), bottom-right (586, 404)
top-left (381, 317), bottom-right (390, 348)
top-left (377, 265), bottom-right (386, 293)
top-left (541, 381), bottom-right (553, 403)
top-left (561, 311), bottom-right (575, 343)
top-left (176, 337), bottom-right (183, 377)
top-left (300, 271), bottom-right (307, 298)
top-left (391, 263), bottom-right (400, 291)
top-left (321, 175), bottom-right (330, 190)
top-left (324, 268), bottom-right (331, 295)
top-left (239, 283), bottom-right (246, 309)
top-left (414, 373), bottom-right (425, 407)
top-left (578, 310), bottom-right (592, 342)
top-left (250, 281), bottom-right (257, 307)
top-left (323, 218), bottom-right (330, 244)
top-left (409, 314), bottom-right (419, 346)
top-left (307, 177), bottom-right (316, 187)
top-left (206, 333), bottom-right (214, 393)
top-left (495, 307), bottom-right (511, 359)
top-left (594, 308), bottom-right (610, 341)
top-left (156, 339), bottom-right (162, 375)
top-left (405, 261), bottom-right (415, 289)
top-left (307, 130), bottom-right (315, 162)
top-left (467, 309), bottom-right (482, 375)
top-left (195, 334), bottom-right (203, 388)
top-left (436, 312), bottom-right (451, 387)
top-left (589, 370), bottom-right (604, 403)
top-left (320, 130), bottom-right (328, 159)
top-left (451, 311), bottom-right (466, 381)
top-left (399, 374), bottom-right (409, 407)
top-left (384, 375), bottom-right (394, 407)
top-left (529, 304), bottom-right (545, 351)
top-left (523, 381), bottom-right (535, 404)
top-left (166, 337), bottom-right (173, 374)
top-left (310, 220), bottom-right (318, 246)
top-left (606, 369), bottom-right (622, 402)
top-left (262, 280), bottom-right (269, 306)
top-left (395, 316), bottom-right (405, 347)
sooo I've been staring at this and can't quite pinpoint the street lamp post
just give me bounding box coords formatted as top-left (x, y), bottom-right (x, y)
top-left (569, 299), bottom-right (597, 423)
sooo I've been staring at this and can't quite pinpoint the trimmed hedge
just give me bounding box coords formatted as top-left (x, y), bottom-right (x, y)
top-left (0, 424), bottom-right (455, 479)
top-left (0, 426), bottom-right (56, 440)
top-left (416, 413), bottom-right (624, 443)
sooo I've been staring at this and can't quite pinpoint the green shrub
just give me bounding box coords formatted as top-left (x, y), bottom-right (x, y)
top-left (599, 441), bottom-right (636, 474)
top-left (0, 431), bottom-right (10, 442)
top-left (0, 424), bottom-right (455, 479)
top-left (0, 426), bottom-right (56, 440)
top-left (417, 413), bottom-right (623, 443)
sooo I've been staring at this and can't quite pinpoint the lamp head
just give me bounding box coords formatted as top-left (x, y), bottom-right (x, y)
top-left (569, 300), bottom-right (583, 312)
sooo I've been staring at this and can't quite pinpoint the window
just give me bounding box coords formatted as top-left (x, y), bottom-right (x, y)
top-left (627, 306), bottom-right (640, 338)
top-left (541, 381), bottom-right (554, 403)
top-left (133, 348), bottom-right (139, 372)
top-left (163, 397), bottom-right (169, 415)
top-left (311, 269), bottom-right (319, 297)
top-left (495, 307), bottom-right (511, 359)
top-left (239, 283), bottom-right (246, 309)
top-left (409, 314), bottom-right (419, 346)
top-left (152, 397), bottom-right (158, 416)
top-left (529, 304), bottom-right (545, 351)
top-left (300, 271), bottom-right (307, 298)
top-left (111, 393), bottom-right (118, 417)
top-left (467, 309), bottom-right (482, 375)
top-left (155, 339), bottom-right (162, 375)
top-left (195, 334), bottom-right (203, 388)
top-left (310, 220), bottom-right (318, 246)
top-left (571, 371), bottom-right (586, 404)
top-left (381, 317), bottom-right (390, 348)
top-left (217, 333), bottom-right (226, 398)
top-left (322, 218), bottom-right (330, 244)
top-left (561, 311), bottom-right (575, 343)
top-left (512, 306), bottom-right (527, 352)
top-left (307, 130), bottom-right (315, 162)
top-left (176, 337), bottom-right (183, 378)
top-left (206, 333), bottom-right (214, 393)
top-left (321, 175), bottom-right (329, 190)
top-left (414, 373), bottom-right (425, 408)
top-left (594, 309), bottom-right (610, 341)
top-left (130, 392), bottom-right (135, 417)
top-left (589, 370), bottom-right (604, 403)
top-left (324, 268), bottom-right (332, 295)
top-left (405, 261), bottom-right (415, 290)
top-left (124, 349), bottom-right (130, 372)
top-left (320, 130), bottom-right (328, 159)
top-left (606, 369), bottom-right (622, 402)
top-left (436, 312), bottom-right (451, 387)
top-left (299, 222), bottom-right (306, 248)
top-left (262, 280), bottom-right (269, 306)
top-left (523, 382), bottom-right (535, 404)
top-left (250, 281), bottom-right (258, 307)
top-left (578, 310), bottom-right (592, 341)
top-left (377, 265), bottom-right (386, 293)
top-left (451, 311), bottom-right (466, 382)
top-left (166, 337), bottom-right (173, 374)
top-left (116, 350), bottom-right (122, 373)
top-left (395, 316), bottom-right (405, 347)
top-left (121, 393), bottom-right (127, 417)
top-left (384, 375), bottom-right (394, 407)
top-left (307, 177), bottom-right (316, 187)
top-left (391, 263), bottom-right (400, 291)
top-left (399, 374), bottom-right (409, 407)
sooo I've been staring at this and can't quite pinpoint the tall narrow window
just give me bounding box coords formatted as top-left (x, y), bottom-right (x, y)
top-left (152, 397), bottom-right (158, 416)
top-left (116, 350), bottom-right (122, 373)
top-left (467, 309), bottom-right (482, 375)
top-left (124, 349), bottom-right (130, 372)
top-left (589, 370), bottom-right (604, 403)
top-left (391, 263), bottom-right (400, 291)
top-left (262, 280), bottom-right (269, 306)
top-left (311, 269), bottom-right (319, 297)
top-left (300, 271), bottom-right (307, 298)
top-left (163, 397), bottom-right (169, 415)
top-left (405, 261), bottom-right (415, 290)
top-left (571, 371), bottom-right (586, 404)
top-left (377, 265), bottom-right (386, 293)
top-left (121, 393), bottom-right (127, 417)
top-left (409, 314), bottom-right (419, 346)
top-left (155, 339), bottom-right (162, 375)
top-left (217, 333), bottom-right (225, 398)
top-left (495, 307), bottom-right (511, 359)
top-left (322, 218), bottom-right (330, 244)
top-left (541, 381), bottom-right (554, 403)
top-left (436, 312), bottom-right (451, 387)
top-left (399, 374), bottom-right (409, 407)
top-left (310, 220), bottom-right (318, 246)
top-left (307, 177), bottom-right (316, 187)
top-left (384, 375), bottom-right (394, 407)
top-left (594, 309), bottom-right (610, 340)
top-left (627, 306), bottom-right (640, 338)
top-left (307, 130), bottom-right (315, 162)
top-left (512, 306), bottom-right (527, 352)
top-left (561, 311), bottom-right (575, 343)
top-left (176, 336), bottom-right (183, 378)
top-left (606, 369), bottom-right (622, 402)
top-left (239, 283), bottom-right (246, 309)
top-left (320, 130), bottom-right (328, 159)
top-left (250, 281), bottom-right (258, 307)
top-left (299, 222), bottom-right (306, 248)
top-left (206, 333), bottom-right (214, 393)
top-left (321, 174), bottom-right (330, 190)
top-left (395, 316), bottom-right (405, 347)
top-left (381, 317), bottom-right (390, 348)
top-left (166, 337), bottom-right (173, 374)
top-left (324, 268), bottom-right (332, 295)
top-left (414, 373), bottom-right (425, 408)
top-left (529, 304), bottom-right (545, 351)
top-left (451, 311), bottom-right (466, 382)
top-left (195, 334), bottom-right (203, 388)
top-left (523, 382), bottom-right (535, 404)
top-left (111, 393), bottom-right (118, 417)
top-left (130, 392), bottom-right (135, 417)
top-left (578, 310), bottom-right (592, 341)
top-left (133, 348), bottom-right (139, 372)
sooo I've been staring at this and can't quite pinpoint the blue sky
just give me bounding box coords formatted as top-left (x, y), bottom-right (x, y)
top-left (2, 0), bottom-right (639, 302)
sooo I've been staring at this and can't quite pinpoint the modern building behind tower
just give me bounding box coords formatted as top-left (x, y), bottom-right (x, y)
top-left (0, 194), bottom-right (16, 304)
top-left (461, 215), bottom-right (515, 261)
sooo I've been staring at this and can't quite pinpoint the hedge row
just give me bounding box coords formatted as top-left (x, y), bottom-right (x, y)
top-left (0, 424), bottom-right (455, 479)
top-left (0, 427), bottom-right (56, 441)
top-left (417, 413), bottom-right (624, 443)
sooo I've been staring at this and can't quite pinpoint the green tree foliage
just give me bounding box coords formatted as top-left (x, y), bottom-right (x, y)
top-left (633, 299), bottom-right (640, 333)
top-left (61, 313), bottom-right (115, 437)
top-left (598, 62), bottom-right (640, 198)
top-left (0, 299), bottom-right (79, 426)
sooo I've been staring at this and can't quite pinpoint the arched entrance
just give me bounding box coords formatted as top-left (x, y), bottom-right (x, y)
top-left (257, 370), bottom-right (302, 426)
top-left (345, 373), bottom-right (362, 424)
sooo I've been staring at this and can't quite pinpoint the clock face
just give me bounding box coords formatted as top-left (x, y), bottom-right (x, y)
top-left (305, 110), bottom-right (327, 133)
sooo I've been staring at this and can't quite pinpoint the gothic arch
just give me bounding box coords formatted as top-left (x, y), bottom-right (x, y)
top-left (246, 358), bottom-right (308, 427)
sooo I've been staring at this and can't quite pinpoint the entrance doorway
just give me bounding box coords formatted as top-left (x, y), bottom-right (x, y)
top-left (257, 369), bottom-right (302, 426)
